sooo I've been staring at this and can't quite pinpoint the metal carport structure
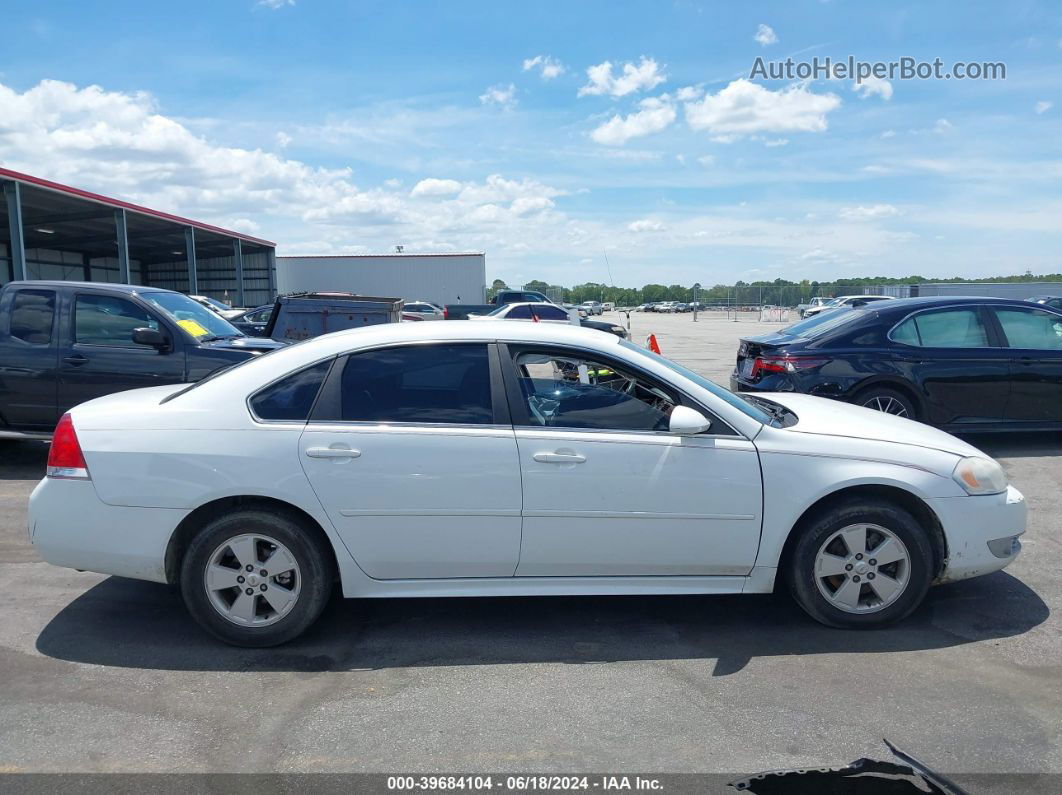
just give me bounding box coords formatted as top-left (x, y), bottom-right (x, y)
top-left (0, 167), bottom-right (276, 308)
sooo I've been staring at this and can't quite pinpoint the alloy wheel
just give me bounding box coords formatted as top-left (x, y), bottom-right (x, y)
top-left (862, 395), bottom-right (909, 417)
top-left (204, 533), bottom-right (301, 626)
top-left (813, 523), bottom-right (911, 614)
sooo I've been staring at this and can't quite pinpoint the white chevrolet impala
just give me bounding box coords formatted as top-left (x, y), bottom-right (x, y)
top-left (30, 321), bottom-right (1025, 646)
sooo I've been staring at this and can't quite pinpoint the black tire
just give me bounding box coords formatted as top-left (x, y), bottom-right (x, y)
top-left (180, 509), bottom-right (333, 647)
top-left (786, 497), bottom-right (934, 629)
top-left (853, 385), bottom-right (917, 420)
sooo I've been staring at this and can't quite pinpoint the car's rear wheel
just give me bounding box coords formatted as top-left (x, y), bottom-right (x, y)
top-left (786, 498), bottom-right (934, 628)
top-left (854, 386), bottom-right (917, 419)
top-left (180, 509), bottom-right (333, 647)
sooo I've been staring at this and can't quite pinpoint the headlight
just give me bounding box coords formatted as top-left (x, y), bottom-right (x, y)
top-left (952, 456), bottom-right (1008, 495)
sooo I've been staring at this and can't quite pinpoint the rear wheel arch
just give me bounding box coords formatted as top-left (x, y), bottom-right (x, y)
top-left (775, 484), bottom-right (947, 592)
top-left (164, 496), bottom-right (339, 586)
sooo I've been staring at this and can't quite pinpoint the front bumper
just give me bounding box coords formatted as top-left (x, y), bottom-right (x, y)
top-left (927, 485), bottom-right (1027, 583)
top-left (29, 477), bottom-right (187, 584)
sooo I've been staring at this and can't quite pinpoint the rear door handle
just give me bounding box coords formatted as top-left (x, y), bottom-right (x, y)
top-left (63, 355), bottom-right (88, 366)
top-left (533, 452), bottom-right (586, 464)
top-left (305, 446), bottom-right (361, 459)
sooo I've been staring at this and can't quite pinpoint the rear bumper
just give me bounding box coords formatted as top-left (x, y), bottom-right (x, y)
top-left (29, 477), bottom-right (187, 583)
top-left (927, 485), bottom-right (1027, 583)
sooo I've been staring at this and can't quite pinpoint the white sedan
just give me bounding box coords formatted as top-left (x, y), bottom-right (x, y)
top-left (30, 322), bottom-right (1025, 646)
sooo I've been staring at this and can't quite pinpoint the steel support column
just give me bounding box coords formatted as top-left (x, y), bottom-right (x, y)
top-left (185, 227), bottom-right (198, 294)
top-left (3, 181), bottom-right (27, 281)
top-left (114, 208), bottom-right (130, 283)
top-left (233, 239), bottom-right (245, 307)
top-left (266, 248), bottom-right (277, 298)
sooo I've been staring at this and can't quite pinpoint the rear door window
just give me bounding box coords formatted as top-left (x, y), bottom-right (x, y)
top-left (891, 309), bottom-right (990, 348)
top-left (506, 305), bottom-right (532, 319)
top-left (993, 307), bottom-right (1062, 350)
top-left (9, 289), bottom-right (56, 345)
top-left (331, 344), bottom-right (493, 424)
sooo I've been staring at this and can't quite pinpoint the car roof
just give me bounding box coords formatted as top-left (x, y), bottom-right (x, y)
top-left (4, 280), bottom-right (171, 295)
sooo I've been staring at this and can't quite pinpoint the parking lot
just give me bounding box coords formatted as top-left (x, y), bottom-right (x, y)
top-left (1, 310), bottom-right (1060, 781)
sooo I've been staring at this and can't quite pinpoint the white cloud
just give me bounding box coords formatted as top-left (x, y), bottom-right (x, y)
top-left (684, 79), bottom-right (841, 137)
top-left (839, 204), bottom-right (902, 221)
top-left (675, 85), bottom-right (703, 101)
top-left (628, 218), bottom-right (667, 233)
top-left (880, 129), bottom-right (896, 139)
top-left (754, 24), bottom-right (778, 46)
top-left (257, 0), bottom-right (294, 8)
top-left (853, 75), bottom-right (893, 100)
top-left (934, 118), bottom-right (953, 133)
top-left (522, 55), bottom-right (565, 80)
top-left (697, 154), bottom-right (715, 167)
top-left (275, 131), bottom-right (292, 148)
top-left (479, 83), bottom-right (516, 109)
top-left (410, 178), bottom-right (462, 197)
top-left (590, 95), bottom-right (676, 145)
top-left (1035, 100), bottom-right (1053, 114)
top-left (763, 137), bottom-right (788, 147)
top-left (578, 56), bottom-right (666, 98)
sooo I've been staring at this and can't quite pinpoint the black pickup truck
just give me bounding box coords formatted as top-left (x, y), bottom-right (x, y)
top-left (0, 280), bottom-right (283, 438)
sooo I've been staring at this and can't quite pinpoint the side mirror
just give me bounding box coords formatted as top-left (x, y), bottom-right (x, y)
top-left (132, 327), bottom-right (170, 351)
top-left (669, 405), bottom-right (712, 435)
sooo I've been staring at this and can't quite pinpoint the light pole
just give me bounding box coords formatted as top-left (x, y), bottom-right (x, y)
top-left (692, 283), bottom-right (700, 322)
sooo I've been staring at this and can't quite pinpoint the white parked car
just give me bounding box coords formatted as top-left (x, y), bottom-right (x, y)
top-left (30, 322), bottom-right (1025, 646)
top-left (402, 300), bottom-right (445, 320)
top-left (580, 301), bottom-right (603, 316)
top-left (803, 295), bottom-right (895, 319)
top-left (189, 294), bottom-right (245, 319)
top-left (468, 302), bottom-right (577, 323)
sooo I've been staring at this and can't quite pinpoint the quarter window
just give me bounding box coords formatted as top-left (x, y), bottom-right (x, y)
top-left (532, 305), bottom-right (569, 321)
top-left (9, 289), bottom-right (56, 345)
top-left (335, 344), bottom-right (493, 424)
top-left (891, 309), bottom-right (989, 348)
top-left (994, 308), bottom-right (1062, 350)
top-left (75, 295), bottom-right (161, 347)
top-left (250, 360), bottom-right (332, 421)
top-left (511, 348), bottom-right (676, 432)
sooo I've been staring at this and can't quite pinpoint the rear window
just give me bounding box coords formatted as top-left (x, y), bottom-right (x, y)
top-left (780, 308), bottom-right (864, 340)
top-left (9, 289), bottom-right (55, 345)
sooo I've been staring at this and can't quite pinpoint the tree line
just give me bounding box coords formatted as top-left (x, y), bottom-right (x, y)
top-left (489, 272), bottom-right (1062, 307)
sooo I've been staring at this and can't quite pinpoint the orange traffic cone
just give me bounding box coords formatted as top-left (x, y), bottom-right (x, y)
top-left (647, 334), bottom-right (661, 354)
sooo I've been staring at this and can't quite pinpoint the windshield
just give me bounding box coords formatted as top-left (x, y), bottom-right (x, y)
top-left (486, 304), bottom-right (511, 316)
top-left (203, 297), bottom-right (232, 311)
top-left (142, 292), bottom-right (244, 340)
top-left (779, 308), bottom-right (863, 339)
top-left (619, 340), bottom-right (773, 426)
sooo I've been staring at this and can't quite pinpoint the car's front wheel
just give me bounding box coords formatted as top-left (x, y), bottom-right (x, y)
top-left (854, 386), bottom-right (917, 419)
top-left (180, 509), bottom-right (333, 647)
top-left (786, 498), bottom-right (934, 628)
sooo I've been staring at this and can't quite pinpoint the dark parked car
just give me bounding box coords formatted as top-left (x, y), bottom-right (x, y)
top-left (730, 296), bottom-right (1062, 431)
top-left (1028, 294), bottom-right (1062, 311)
top-left (0, 281), bottom-right (284, 439)
top-left (229, 304), bottom-right (272, 336)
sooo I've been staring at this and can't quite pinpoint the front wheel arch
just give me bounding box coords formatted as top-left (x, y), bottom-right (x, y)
top-left (164, 496), bottom-right (339, 587)
top-left (775, 484), bottom-right (947, 593)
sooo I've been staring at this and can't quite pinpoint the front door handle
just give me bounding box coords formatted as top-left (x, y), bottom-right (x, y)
top-left (305, 446), bottom-right (361, 459)
top-left (533, 452), bottom-right (586, 464)
top-left (63, 355), bottom-right (88, 366)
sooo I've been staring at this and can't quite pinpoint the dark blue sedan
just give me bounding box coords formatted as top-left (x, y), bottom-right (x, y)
top-left (730, 296), bottom-right (1062, 431)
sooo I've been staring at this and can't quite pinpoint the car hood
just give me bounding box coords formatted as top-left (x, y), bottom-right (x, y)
top-left (754, 392), bottom-right (983, 458)
top-left (199, 336), bottom-right (287, 352)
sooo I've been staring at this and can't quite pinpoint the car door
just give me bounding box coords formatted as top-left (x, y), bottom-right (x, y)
top-left (500, 344), bottom-right (763, 577)
top-left (0, 286), bottom-right (60, 430)
top-left (57, 291), bottom-right (186, 414)
top-left (987, 305), bottom-right (1062, 422)
top-left (298, 342), bottom-right (523, 579)
top-left (888, 306), bottom-right (1009, 425)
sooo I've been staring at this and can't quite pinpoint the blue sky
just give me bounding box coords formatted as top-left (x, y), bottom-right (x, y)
top-left (1, 0), bottom-right (1060, 287)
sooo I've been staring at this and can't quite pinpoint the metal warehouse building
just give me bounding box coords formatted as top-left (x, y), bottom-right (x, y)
top-left (1, 168), bottom-right (277, 307)
top-left (277, 253), bottom-right (486, 306)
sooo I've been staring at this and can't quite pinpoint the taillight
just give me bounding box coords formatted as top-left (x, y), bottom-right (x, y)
top-left (443, 307), bottom-right (449, 319)
top-left (751, 355), bottom-right (829, 378)
top-left (47, 413), bottom-right (90, 480)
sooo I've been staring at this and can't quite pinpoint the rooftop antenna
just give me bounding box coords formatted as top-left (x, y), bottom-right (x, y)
top-left (603, 251), bottom-right (615, 286)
